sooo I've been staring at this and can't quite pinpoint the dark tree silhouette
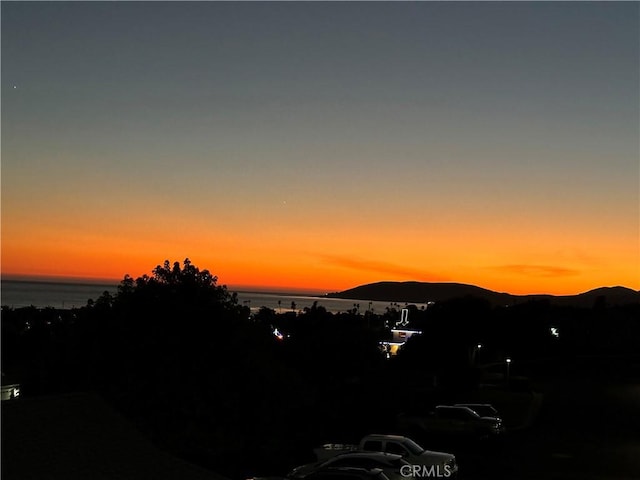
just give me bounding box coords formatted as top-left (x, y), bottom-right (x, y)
top-left (74, 259), bottom-right (315, 477)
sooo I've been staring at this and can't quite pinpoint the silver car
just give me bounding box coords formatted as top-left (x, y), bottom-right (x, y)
top-left (454, 403), bottom-right (502, 422)
top-left (288, 452), bottom-right (410, 480)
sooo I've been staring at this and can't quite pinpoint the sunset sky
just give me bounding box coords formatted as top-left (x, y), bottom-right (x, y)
top-left (2, 2), bottom-right (638, 295)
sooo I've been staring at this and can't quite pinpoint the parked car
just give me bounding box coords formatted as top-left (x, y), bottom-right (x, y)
top-left (453, 403), bottom-right (502, 422)
top-left (397, 405), bottom-right (504, 439)
top-left (247, 477), bottom-right (287, 480)
top-left (288, 452), bottom-right (410, 480)
top-left (297, 467), bottom-right (390, 480)
top-left (312, 434), bottom-right (457, 478)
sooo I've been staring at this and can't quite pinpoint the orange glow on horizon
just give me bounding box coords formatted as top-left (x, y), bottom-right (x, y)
top-left (2, 188), bottom-right (638, 296)
top-left (2, 236), bottom-right (638, 297)
top-left (3, 2), bottom-right (638, 299)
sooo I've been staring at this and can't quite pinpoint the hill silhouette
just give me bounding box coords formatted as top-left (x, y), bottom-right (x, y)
top-left (326, 282), bottom-right (640, 307)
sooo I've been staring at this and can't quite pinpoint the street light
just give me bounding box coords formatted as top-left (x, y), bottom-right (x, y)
top-left (505, 357), bottom-right (512, 385)
top-left (471, 343), bottom-right (483, 366)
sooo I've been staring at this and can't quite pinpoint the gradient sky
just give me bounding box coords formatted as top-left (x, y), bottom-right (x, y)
top-left (2, 2), bottom-right (639, 295)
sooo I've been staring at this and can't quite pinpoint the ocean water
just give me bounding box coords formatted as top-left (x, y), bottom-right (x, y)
top-left (1, 280), bottom-right (118, 309)
top-left (0, 280), bottom-right (413, 314)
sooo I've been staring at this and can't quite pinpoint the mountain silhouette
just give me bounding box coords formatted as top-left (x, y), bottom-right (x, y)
top-left (326, 282), bottom-right (640, 307)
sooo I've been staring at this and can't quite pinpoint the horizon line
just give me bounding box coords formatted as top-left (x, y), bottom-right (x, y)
top-left (1, 273), bottom-right (636, 298)
top-left (0, 274), bottom-right (329, 297)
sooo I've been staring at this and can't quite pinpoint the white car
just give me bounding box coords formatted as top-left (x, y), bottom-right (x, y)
top-left (359, 435), bottom-right (457, 478)
top-left (311, 434), bottom-right (457, 478)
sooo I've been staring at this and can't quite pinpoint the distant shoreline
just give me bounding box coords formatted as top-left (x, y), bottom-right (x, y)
top-left (327, 281), bottom-right (640, 308)
top-left (1, 279), bottom-right (326, 300)
top-left (1, 280), bottom-right (368, 312)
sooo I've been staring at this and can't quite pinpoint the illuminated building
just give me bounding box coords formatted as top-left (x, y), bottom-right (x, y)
top-left (380, 328), bottom-right (422, 357)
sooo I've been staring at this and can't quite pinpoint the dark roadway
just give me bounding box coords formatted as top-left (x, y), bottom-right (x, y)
top-left (4, 356), bottom-right (638, 480)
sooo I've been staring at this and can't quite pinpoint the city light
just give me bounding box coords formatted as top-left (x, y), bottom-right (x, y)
top-left (273, 328), bottom-right (284, 341)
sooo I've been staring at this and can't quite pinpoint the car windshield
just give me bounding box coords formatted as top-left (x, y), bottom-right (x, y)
top-left (458, 405), bottom-right (495, 417)
top-left (439, 407), bottom-right (477, 419)
top-left (472, 406), bottom-right (497, 417)
top-left (402, 438), bottom-right (424, 455)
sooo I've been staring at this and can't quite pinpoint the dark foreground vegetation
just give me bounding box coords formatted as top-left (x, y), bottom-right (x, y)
top-left (2, 259), bottom-right (640, 478)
